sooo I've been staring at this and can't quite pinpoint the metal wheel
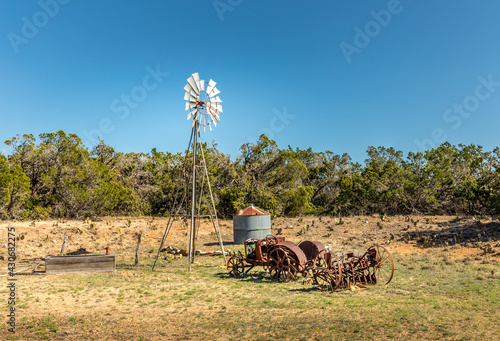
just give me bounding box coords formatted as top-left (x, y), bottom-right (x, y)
top-left (268, 246), bottom-right (297, 282)
top-left (313, 249), bottom-right (328, 269)
top-left (314, 269), bottom-right (335, 293)
top-left (324, 251), bottom-right (342, 289)
top-left (369, 244), bottom-right (394, 285)
top-left (311, 249), bottom-right (327, 283)
top-left (227, 256), bottom-right (245, 279)
top-left (312, 250), bottom-right (342, 289)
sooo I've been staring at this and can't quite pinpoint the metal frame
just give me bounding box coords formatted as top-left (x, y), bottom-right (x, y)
top-left (152, 121), bottom-right (226, 271)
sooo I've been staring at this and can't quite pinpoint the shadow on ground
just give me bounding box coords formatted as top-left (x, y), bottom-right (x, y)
top-left (398, 219), bottom-right (500, 253)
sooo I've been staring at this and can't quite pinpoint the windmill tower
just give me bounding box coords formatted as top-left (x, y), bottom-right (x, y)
top-left (152, 72), bottom-right (226, 272)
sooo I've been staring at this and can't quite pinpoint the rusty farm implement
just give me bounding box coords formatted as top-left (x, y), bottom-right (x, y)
top-left (226, 235), bottom-right (394, 292)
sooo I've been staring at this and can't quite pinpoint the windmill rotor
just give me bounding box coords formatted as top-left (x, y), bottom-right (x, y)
top-left (185, 72), bottom-right (222, 133)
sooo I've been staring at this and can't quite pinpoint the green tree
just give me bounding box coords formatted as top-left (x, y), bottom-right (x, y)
top-left (0, 154), bottom-right (30, 218)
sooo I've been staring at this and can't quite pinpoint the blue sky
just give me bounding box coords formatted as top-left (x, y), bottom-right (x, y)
top-left (1, 0), bottom-right (499, 163)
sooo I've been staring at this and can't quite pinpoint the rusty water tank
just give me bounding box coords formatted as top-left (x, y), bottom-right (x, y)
top-left (233, 205), bottom-right (271, 244)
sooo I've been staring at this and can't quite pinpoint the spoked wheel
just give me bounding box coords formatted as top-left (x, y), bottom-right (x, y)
top-left (227, 256), bottom-right (245, 279)
top-left (307, 250), bottom-right (325, 282)
top-left (325, 251), bottom-right (342, 290)
top-left (311, 250), bottom-right (328, 282)
top-left (313, 249), bottom-right (328, 269)
top-left (268, 246), bottom-right (297, 282)
top-left (314, 269), bottom-right (336, 293)
top-left (368, 244), bottom-right (394, 285)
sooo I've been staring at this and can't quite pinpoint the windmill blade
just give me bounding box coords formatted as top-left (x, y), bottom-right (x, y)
top-left (184, 83), bottom-right (193, 93)
top-left (211, 102), bottom-right (222, 112)
top-left (189, 90), bottom-right (199, 99)
top-left (192, 72), bottom-right (200, 83)
top-left (208, 86), bottom-right (220, 97)
top-left (197, 115), bottom-right (203, 131)
top-left (210, 116), bottom-right (219, 127)
top-left (209, 111), bottom-right (219, 126)
top-left (208, 108), bottom-right (220, 123)
top-left (187, 109), bottom-right (197, 120)
top-left (210, 96), bottom-right (222, 103)
top-left (213, 112), bottom-right (220, 124)
top-left (207, 86), bottom-right (218, 97)
top-left (206, 79), bottom-right (217, 94)
top-left (185, 102), bottom-right (197, 111)
top-left (196, 79), bottom-right (205, 92)
top-left (211, 106), bottom-right (220, 116)
top-left (208, 103), bottom-right (221, 114)
top-left (184, 92), bottom-right (192, 101)
top-left (188, 94), bottom-right (198, 102)
top-left (187, 76), bottom-right (199, 94)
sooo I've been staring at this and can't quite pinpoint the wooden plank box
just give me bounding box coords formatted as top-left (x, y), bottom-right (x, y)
top-left (45, 254), bottom-right (115, 274)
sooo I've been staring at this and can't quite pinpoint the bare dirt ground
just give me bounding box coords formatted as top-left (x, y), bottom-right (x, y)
top-left (0, 215), bottom-right (499, 340)
top-left (2, 214), bottom-right (498, 265)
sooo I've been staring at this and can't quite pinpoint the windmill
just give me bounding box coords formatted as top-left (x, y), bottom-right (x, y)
top-left (153, 73), bottom-right (226, 272)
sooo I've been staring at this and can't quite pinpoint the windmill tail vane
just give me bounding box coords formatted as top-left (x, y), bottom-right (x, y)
top-left (184, 72), bottom-right (222, 133)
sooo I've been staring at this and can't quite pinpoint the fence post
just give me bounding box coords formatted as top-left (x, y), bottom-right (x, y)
top-left (135, 233), bottom-right (142, 266)
top-left (60, 232), bottom-right (67, 256)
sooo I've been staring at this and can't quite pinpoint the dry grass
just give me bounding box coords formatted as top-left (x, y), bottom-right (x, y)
top-left (0, 215), bottom-right (499, 340)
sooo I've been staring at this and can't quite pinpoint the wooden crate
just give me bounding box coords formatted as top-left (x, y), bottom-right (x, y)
top-left (45, 254), bottom-right (115, 274)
